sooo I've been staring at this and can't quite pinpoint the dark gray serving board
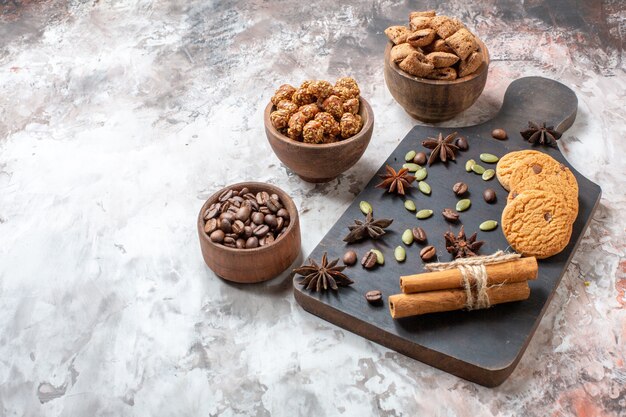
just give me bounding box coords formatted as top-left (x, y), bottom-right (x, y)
top-left (293, 77), bottom-right (601, 387)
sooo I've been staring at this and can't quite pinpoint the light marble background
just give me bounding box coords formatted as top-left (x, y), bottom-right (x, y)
top-left (1, 1), bottom-right (625, 416)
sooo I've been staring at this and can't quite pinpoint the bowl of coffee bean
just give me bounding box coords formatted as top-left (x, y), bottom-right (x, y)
top-left (197, 182), bottom-right (301, 283)
top-left (264, 77), bottom-right (374, 183)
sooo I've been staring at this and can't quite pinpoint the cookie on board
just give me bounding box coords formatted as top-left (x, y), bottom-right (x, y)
top-left (508, 154), bottom-right (577, 193)
top-left (501, 190), bottom-right (573, 259)
top-left (495, 150), bottom-right (543, 191)
top-left (508, 173), bottom-right (579, 223)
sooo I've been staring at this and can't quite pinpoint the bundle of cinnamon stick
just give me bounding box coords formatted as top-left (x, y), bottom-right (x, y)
top-left (389, 255), bottom-right (538, 319)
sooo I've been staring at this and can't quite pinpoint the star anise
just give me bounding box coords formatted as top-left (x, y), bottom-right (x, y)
top-left (294, 252), bottom-right (354, 292)
top-left (375, 165), bottom-right (416, 195)
top-left (343, 212), bottom-right (393, 243)
top-left (520, 121), bottom-right (562, 147)
top-left (444, 226), bottom-right (484, 259)
top-left (422, 132), bottom-right (460, 166)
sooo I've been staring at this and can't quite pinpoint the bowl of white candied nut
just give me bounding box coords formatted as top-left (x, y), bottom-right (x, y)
top-left (264, 77), bottom-right (374, 183)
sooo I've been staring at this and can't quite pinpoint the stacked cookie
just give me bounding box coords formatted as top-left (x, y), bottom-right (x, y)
top-left (497, 151), bottom-right (579, 259)
top-left (385, 11), bottom-right (484, 80)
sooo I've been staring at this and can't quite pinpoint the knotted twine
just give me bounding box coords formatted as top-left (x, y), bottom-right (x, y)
top-left (424, 251), bottom-right (521, 310)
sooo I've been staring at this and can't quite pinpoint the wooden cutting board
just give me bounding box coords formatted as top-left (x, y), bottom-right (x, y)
top-left (293, 77), bottom-right (601, 387)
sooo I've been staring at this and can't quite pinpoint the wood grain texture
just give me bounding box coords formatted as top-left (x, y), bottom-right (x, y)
top-left (198, 182), bottom-right (301, 283)
top-left (293, 77), bottom-right (602, 387)
top-left (264, 97), bottom-right (374, 183)
top-left (383, 40), bottom-right (490, 123)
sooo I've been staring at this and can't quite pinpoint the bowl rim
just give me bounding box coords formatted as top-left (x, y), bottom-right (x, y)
top-left (264, 95), bottom-right (374, 149)
top-left (197, 181), bottom-right (299, 255)
top-left (384, 39), bottom-right (490, 85)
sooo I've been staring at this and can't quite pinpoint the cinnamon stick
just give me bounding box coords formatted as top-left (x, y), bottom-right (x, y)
top-left (400, 257), bottom-right (537, 294)
top-left (389, 281), bottom-right (530, 319)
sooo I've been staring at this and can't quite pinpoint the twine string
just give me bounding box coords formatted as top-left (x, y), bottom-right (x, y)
top-left (424, 250), bottom-right (521, 310)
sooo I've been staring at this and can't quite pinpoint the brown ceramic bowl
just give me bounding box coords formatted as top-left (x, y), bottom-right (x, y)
top-left (264, 97), bottom-right (374, 183)
top-left (384, 40), bottom-right (490, 123)
top-left (197, 182), bottom-right (301, 283)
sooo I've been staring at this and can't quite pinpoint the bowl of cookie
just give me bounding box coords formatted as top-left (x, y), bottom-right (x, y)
top-left (264, 77), bottom-right (374, 183)
top-left (383, 11), bottom-right (490, 123)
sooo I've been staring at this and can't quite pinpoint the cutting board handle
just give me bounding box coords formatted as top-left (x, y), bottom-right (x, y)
top-left (491, 76), bottom-right (578, 134)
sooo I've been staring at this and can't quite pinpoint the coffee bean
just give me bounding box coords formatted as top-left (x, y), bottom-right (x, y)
top-left (271, 193), bottom-right (279, 201)
top-left (259, 206), bottom-right (271, 215)
top-left (220, 201), bottom-right (231, 213)
top-left (264, 214), bottom-right (278, 229)
top-left (236, 238), bottom-right (246, 249)
top-left (256, 191), bottom-right (270, 205)
top-left (452, 182), bottom-right (468, 196)
top-left (442, 208), bottom-right (459, 222)
top-left (264, 234), bottom-right (275, 245)
top-left (492, 128), bottom-right (507, 140)
top-left (248, 199), bottom-right (259, 211)
top-left (223, 236), bottom-right (236, 245)
top-left (420, 245), bottom-right (436, 262)
top-left (218, 189), bottom-right (233, 202)
top-left (253, 224), bottom-right (270, 237)
top-left (239, 187), bottom-right (249, 195)
top-left (365, 290), bottom-right (383, 305)
top-left (455, 136), bottom-right (469, 150)
top-left (227, 205), bottom-right (238, 213)
top-left (361, 251), bottom-right (378, 269)
top-left (220, 212), bottom-right (235, 222)
top-left (343, 250), bottom-right (357, 266)
top-left (412, 227), bottom-right (427, 243)
top-left (483, 188), bottom-right (497, 203)
top-left (232, 220), bottom-right (245, 235)
top-left (235, 205), bottom-right (251, 222)
top-left (243, 192), bottom-right (256, 201)
top-left (276, 208), bottom-right (290, 220)
top-left (204, 204), bottom-right (220, 220)
top-left (251, 212), bottom-right (265, 225)
top-left (243, 225), bottom-right (253, 238)
top-left (413, 151), bottom-right (427, 165)
top-left (266, 197), bottom-right (282, 213)
top-left (223, 242), bottom-right (236, 248)
top-left (246, 236), bottom-right (259, 248)
top-left (275, 217), bottom-right (284, 232)
top-left (210, 229), bottom-right (225, 243)
top-left (204, 218), bottom-right (218, 234)
top-left (219, 218), bottom-right (232, 233)
top-left (231, 195), bottom-right (244, 204)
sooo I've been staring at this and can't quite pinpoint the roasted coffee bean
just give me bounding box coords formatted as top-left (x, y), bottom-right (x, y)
top-left (264, 234), bottom-right (275, 245)
top-left (248, 199), bottom-right (259, 211)
top-left (253, 224), bottom-right (270, 237)
top-left (210, 229), bottom-right (225, 243)
top-left (453, 182), bottom-right (468, 196)
top-left (365, 290), bottom-right (383, 305)
top-left (220, 201), bottom-right (231, 213)
top-left (246, 236), bottom-right (259, 248)
top-left (276, 208), bottom-right (290, 220)
top-left (266, 197), bottom-right (282, 212)
top-left (204, 218), bottom-right (218, 234)
top-left (243, 192), bottom-right (256, 201)
top-left (264, 214), bottom-right (278, 229)
top-left (275, 217), bottom-right (284, 232)
top-left (235, 205), bottom-right (251, 222)
top-left (227, 205), bottom-right (239, 213)
top-left (223, 236), bottom-right (236, 245)
top-left (232, 189), bottom-right (240, 197)
top-left (413, 151), bottom-right (427, 165)
top-left (223, 242), bottom-right (236, 248)
top-left (232, 220), bottom-right (245, 235)
top-left (232, 195), bottom-right (244, 204)
top-left (343, 250), bottom-right (357, 266)
top-left (204, 204), bottom-right (220, 220)
top-left (236, 238), bottom-right (246, 249)
top-left (218, 189), bottom-right (233, 202)
top-left (483, 188), bottom-right (497, 203)
top-left (412, 227), bottom-right (427, 243)
top-left (243, 225), bottom-right (253, 238)
top-left (361, 251), bottom-right (378, 269)
top-left (239, 187), bottom-right (249, 195)
top-left (442, 208), bottom-right (460, 222)
top-left (259, 206), bottom-right (271, 215)
top-left (455, 136), bottom-right (469, 150)
top-left (220, 218), bottom-right (232, 233)
top-left (256, 191), bottom-right (270, 205)
top-left (420, 245), bottom-right (436, 262)
top-left (251, 212), bottom-right (265, 225)
top-left (491, 128), bottom-right (507, 140)
top-left (271, 193), bottom-right (279, 200)
top-left (219, 212), bottom-right (235, 222)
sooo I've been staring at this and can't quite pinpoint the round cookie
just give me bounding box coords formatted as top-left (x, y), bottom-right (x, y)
top-left (501, 190), bottom-right (573, 259)
top-left (508, 174), bottom-right (579, 223)
top-left (496, 150), bottom-right (543, 191)
top-left (508, 154), bottom-right (577, 195)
